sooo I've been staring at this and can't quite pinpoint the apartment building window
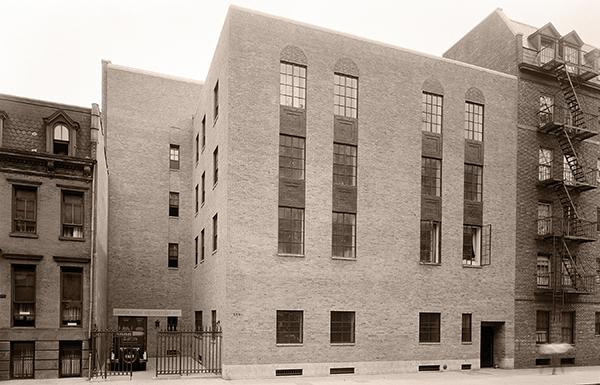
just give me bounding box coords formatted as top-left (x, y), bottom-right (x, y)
top-left (168, 243), bottom-right (178, 268)
top-left (211, 310), bottom-right (217, 330)
top-left (212, 214), bottom-right (218, 251)
top-left (420, 220), bottom-right (440, 264)
top-left (276, 310), bottom-right (303, 344)
top-left (539, 96), bottom-right (554, 125)
top-left (169, 192), bottom-right (179, 217)
top-left (61, 191), bottom-right (84, 239)
top-left (330, 311), bottom-right (355, 344)
top-left (61, 267), bottom-right (82, 327)
top-left (561, 312), bottom-right (575, 344)
top-left (201, 115), bottom-right (206, 149)
top-left (279, 135), bottom-right (305, 180)
top-left (13, 186), bottom-right (37, 234)
top-left (537, 255), bottom-right (551, 288)
top-left (195, 185), bottom-right (199, 213)
top-left (278, 207), bottom-right (304, 255)
top-left (465, 102), bottom-right (483, 141)
top-left (422, 157), bottom-right (441, 196)
top-left (167, 316), bottom-right (178, 331)
top-left (461, 314), bottom-right (472, 343)
top-left (422, 92), bottom-right (443, 134)
top-left (195, 311), bottom-right (203, 332)
top-left (59, 341), bottom-right (82, 378)
top-left (463, 225), bottom-right (482, 266)
top-left (595, 312), bottom-right (600, 336)
top-left (194, 236), bottom-right (198, 265)
top-left (563, 156), bottom-right (574, 184)
top-left (12, 265), bottom-right (35, 327)
top-left (332, 212), bottom-right (356, 259)
top-left (195, 134), bottom-right (199, 163)
top-left (536, 310), bottom-right (550, 344)
top-left (331, 143), bottom-right (356, 186)
top-left (464, 164), bottom-right (482, 202)
top-left (280, 62), bottom-right (306, 109)
top-left (540, 38), bottom-right (556, 64)
top-left (10, 342), bottom-right (34, 379)
top-left (563, 45), bottom-right (579, 65)
top-left (201, 172), bottom-right (206, 204)
top-left (53, 124), bottom-right (70, 155)
top-left (169, 145), bottom-right (180, 169)
top-left (334, 73), bottom-right (358, 118)
top-left (200, 229), bottom-right (205, 262)
top-left (537, 202), bottom-right (552, 236)
top-left (213, 147), bottom-right (218, 185)
top-left (539, 148), bottom-right (553, 181)
top-left (419, 312), bottom-right (440, 343)
top-left (213, 81), bottom-right (219, 122)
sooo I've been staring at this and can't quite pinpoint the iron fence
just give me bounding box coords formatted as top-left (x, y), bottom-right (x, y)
top-left (90, 329), bottom-right (139, 379)
top-left (156, 328), bottom-right (222, 376)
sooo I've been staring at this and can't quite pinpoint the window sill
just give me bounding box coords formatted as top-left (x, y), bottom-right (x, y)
top-left (10, 232), bottom-right (38, 239)
top-left (168, 267), bottom-right (179, 270)
top-left (276, 343), bottom-right (303, 347)
top-left (59, 236), bottom-right (85, 242)
top-left (420, 262), bottom-right (441, 266)
top-left (461, 342), bottom-right (473, 345)
top-left (330, 343), bottom-right (355, 346)
top-left (60, 325), bottom-right (82, 328)
top-left (170, 168), bottom-right (180, 172)
top-left (462, 264), bottom-right (482, 269)
top-left (11, 326), bottom-right (36, 329)
top-left (278, 253), bottom-right (305, 258)
top-left (332, 257), bottom-right (356, 261)
top-left (419, 342), bottom-right (441, 345)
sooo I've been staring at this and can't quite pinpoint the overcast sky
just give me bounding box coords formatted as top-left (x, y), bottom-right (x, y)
top-left (1, 0), bottom-right (598, 107)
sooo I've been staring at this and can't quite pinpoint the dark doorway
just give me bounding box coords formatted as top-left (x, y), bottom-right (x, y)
top-left (480, 326), bottom-right (494, 368)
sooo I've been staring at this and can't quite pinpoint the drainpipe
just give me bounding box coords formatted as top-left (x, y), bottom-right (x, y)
top-left (88, 104), bottom-right (100, 378)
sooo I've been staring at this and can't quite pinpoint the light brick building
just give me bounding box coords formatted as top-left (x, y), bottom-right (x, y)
top-left (0, 94), bottom-right (108, 379)
top-left (445, 8), bottom-right (600, 368)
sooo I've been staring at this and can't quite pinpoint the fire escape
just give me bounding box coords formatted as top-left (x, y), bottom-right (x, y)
top-left (535, 45), bottom-right (599, 316)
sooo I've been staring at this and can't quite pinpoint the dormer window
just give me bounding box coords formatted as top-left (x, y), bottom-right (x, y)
top-left (540, 38), bottom-right (556, 64)
top-left (563, 44), bottom-right (580, 65)
top-left (53, 124), bottom-right (70, 155)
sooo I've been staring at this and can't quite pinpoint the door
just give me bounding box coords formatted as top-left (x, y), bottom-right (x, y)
top-left (480, 326), bottom-right (494, 368)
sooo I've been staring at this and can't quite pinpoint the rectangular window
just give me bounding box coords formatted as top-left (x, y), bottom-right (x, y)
top-left (561, 312), bottom-right (575, 344)
top-left (539, 148), bottom-right (553, 181)
top-left (195, 134), bottom-right (199, 163)
top-left (536, 310), bottom-right (550, 344)
top-left (539, 95), bottom-right (554, 125)
top-left (61, 191), bottom-right (84, 239)
top-left (333, 143), bottom-right (357, 186)
top-left (201, 115), bottom-right (206, 149)
top-left (462, 225), bottom-right (482, 266)
top-left (213, 147), bottom-right (218, 185)
top-left (276, 310), bottom-right (303, 344)
top-left (169, 145), bottom-right (180, 170)
top-left (563, 45), bottom-right (579, 65)
top-left (194, 236), bottom-right (198, 265)
top-left (422, 92), bottom-right (443, 134)
top-left (280, 62), bottom-right (306, 109)
top-left (195, 185), bottom-right (199, 213)
top-left (332, 212), bottom-right (356, 259)
top-left (12, 265), bottom-right (35, 327)
top-left (213, 81), bottom-right (219, 122)
top-left (540, 38), bottom-right (556, 63)
top-left (168, 243), bottom-right (178, 268)
top-left (212, 214), bottom-right (218, 251)
top-left (461, 314), bottom-right (472, 343)
top-left (167, 316), bottom-right (178, 331)
top-left (465, 102), bottom-right (484, 141)
top-left (334, 73), bottom-right (358, 118)
top-left (330, 311), bottom-right (355, 344)
top-left (278, 207), bottom-right (304, 255)
top-left (537, 202), bottom-right (552, 235)
top-left (200, 229), bottom-right (205, 262)
top-left (419, 312), bottom-right (440, 343)
top-left (195, 311), bottom-right (203, 332)
top-left (211, 310), bottom-right (217, 330)
top-left (464, 164), bottom-right (482, 202)
top-left (61, 267), bottom-right (82, 327)
top-left (537, 256), bottom-right (551, 288)
top-left (563, 156), bottom-right (575, 184)
top-left (59, 341), bottom-right (81, 378)
top-left (12, 186), bottom-right (37, 234)
top-left (420, 220), bottom-right (441, 264)
top-left (201, 172), bottom-right (205, 204)
top-left (10, 341), bottom-right (34, 379)
top-left (169, 192), bottom-right (179, 217)
top-left (421, 157), bottom-right (441, 197)
top-left (595, 312), bottom-right (600, 336)
top-left (279, 135), bottom-right (305, 180)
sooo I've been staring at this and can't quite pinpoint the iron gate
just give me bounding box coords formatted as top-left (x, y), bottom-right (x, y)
top-left (90, 329), bottom-right (138, 379)
top-left (156, 328), bottom-right (222, 376)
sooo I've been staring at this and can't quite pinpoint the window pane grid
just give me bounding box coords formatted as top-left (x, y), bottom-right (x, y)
top-left (13, 266), bottom-right (35, 327)
top-left (422, 93), bottom-right (443, 134)
top-left (280, 62), bottom-right (306, 109)
top-left (334, 73), bottom-right (358, 118)
top-left (539, 148), bottom-right (553, 181)
top-left (276, 310), bottom-right (303, 344)
top-left (421, 157), bottom-right (441, 196)
top-left (420, 220), bottom-right (440, 264)
top-left (462, 225), bottom-right (481, 266)
top-left (465, 102), bottom-right (484, 141)
top-left (279, 135), bottom-right (305, 180)
top-left (278, 207), bottom-right (304, 255)
top-left (168, 243), bottom-right (178, 268)
top-left (330, 312), bottom-right (355, 343)
top-left (419, 313), bottom-right (440, 343)
top-left (61, 269), bottom-right (82, 327)
top-left (536, 311), bottom-right (550, 344)
top-left (333, 143), bottom-right (357, 186)
top-left (461, 314), bottom-right (472, 343)
top-left (13, 187), bottom-right (36, 233)
top-left (464, 164), bottom-right (482, 202)
top-left (332, 212), bottom-right (356, 259)
top-left (11, 342), bottom-right (34, 379)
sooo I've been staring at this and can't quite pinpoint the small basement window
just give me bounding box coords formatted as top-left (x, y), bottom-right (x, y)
top-left (418, 365), bottom-right (440, 372)
top-left (560, 357), bottom-right (575, 365)
top-left (330, 367), bottom-right (355, 374)
top-left (461, 364), bottom-right (472, 370)
top-left (535, 358), bottom-right (551, 366)
top-left (275, 369), bottom-right (303, 376)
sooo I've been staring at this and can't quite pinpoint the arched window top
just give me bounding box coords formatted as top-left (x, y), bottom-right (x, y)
top-left (334, 58), bottom-right (359, 77)
top-left (280, 45), bottom-right (307, 66)
top-left (422, 77), bottom-right (444, 96)
top-left (54, 124), bottom-right (69, 141)
top-left (465, 87), bottom-right (485, 104)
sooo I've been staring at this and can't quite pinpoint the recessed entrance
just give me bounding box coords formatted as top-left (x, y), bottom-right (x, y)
top-left (480, 321), bottom-right (506, 368)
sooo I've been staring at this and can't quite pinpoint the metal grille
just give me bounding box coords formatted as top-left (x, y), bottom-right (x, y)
top-left (90, 329), bottom-right (136, 379)
top-left (156, 328), bottom-right (222, 376)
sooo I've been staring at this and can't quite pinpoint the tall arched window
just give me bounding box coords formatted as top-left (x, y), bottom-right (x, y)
top-left (53, 124), bottom-right (70, 155)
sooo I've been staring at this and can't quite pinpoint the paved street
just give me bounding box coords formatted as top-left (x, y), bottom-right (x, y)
top-left (4, 366), bottom-right (600, 385)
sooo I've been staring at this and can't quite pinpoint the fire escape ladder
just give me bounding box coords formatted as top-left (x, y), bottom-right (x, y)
top-left (557, 128), bottom-right (589, 185)
top-left (555, 65), bottom-right (587, 130)
top-left (555, 182), bottom-right (579, 220)
top-left (551, 237), bottom-right (564, 318)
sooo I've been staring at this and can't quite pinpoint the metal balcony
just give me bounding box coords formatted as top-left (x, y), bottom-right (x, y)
top-left (536, 217), bottom-right (597, 242)
top-left (538, 106), bottom-right (599, 141)
top-left (536, 270), bottom-right (596, 295)
top-left (521, 46), bottom-right (600, 82)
